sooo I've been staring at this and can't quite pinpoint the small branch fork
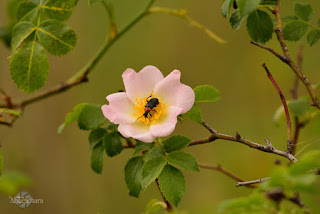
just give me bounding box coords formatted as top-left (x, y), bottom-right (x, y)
top-left (251, 1), bottom-right (320, 110)
top-left (262, 64), bottom-right (294, 154)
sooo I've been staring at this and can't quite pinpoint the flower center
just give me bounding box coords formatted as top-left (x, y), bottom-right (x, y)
top-left (133, 93), bottom-right (166, 125)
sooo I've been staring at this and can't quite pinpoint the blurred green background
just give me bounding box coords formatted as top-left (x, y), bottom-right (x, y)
top-left (1, 0), bottom-right (320, 213)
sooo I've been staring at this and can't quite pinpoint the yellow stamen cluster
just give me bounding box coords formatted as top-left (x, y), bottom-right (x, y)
top-left (133, 93), bottom-right (166, 125)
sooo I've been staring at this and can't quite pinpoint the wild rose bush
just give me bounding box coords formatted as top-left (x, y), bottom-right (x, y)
top-left (1, 0), bottom-right (320, 213)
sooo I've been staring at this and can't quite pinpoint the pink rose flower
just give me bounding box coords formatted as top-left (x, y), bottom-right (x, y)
top-left (101, 65), bottom-right (195, 143)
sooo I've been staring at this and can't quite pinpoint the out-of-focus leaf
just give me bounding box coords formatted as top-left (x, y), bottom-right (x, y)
top-left (294, 2), bottom-right (313, 21)
top-left (58, 103), bottom-right (87, 134)
top-left (283, 20), bottom-right (309, 41)
top-left (144, 199), bottom-right (166, 214)
top-left (288, 98), bottom-right (309, 116)
top-left (0, 172), bottom-right (32, 195)
top-left (88, 0), bottom-right (103, 7)
top-left (0, 108), bottom-right (21, 117)
top-left (236, 0), bottom-right (261, 17)
top-left (221, 0), bottom-right (234, 18)
top-left (307, 29), bottom-right (320, 47)
top-left (230, 9), bottom-right (246, 30)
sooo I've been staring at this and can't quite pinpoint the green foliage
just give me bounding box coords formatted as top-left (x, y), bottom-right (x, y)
top-left (37, 20), bottom-right (77, 56)
top-left (42, 0), bottom-right (76, 22)
top-left (230, 10), bottom-right (246, 30)
top-left (7, 0), bottom-right (77, 93)
top-left (283, 20), bottom-right (309, 41)
top-left (11, 21), bottom-right (36, 52)
top-left (89, 128), bottom-right (107, 149)
top-left (246, 10), bottom-right (273, 44)
top-left (17, 2), bottom-right (39, 22)
top-left (194, 85), bottom-right (220, 102)
top-left (158, 165), bottom-right (185, 207)
top-left (307, 30), bottom-right (320, 47)
top-left (10, 41), bottom-right (49, 93)
top-left (143, 143), bottom-right (165, 162)
top-left (58, 103), bottom-right (87, 134)
top-left (294, 2), bottom-right (313, 22)
top-left (88, 0), bottom-right (103, 7)
top-left (167, 150), bottom-right (199, 172)
top-left (221, 0), bottom-right (234, 18)
top-left (288, 98), bottom-right (309, 116)
top-left (104, 132), bottom-right (123, 157)
top-left (124, 156), bottom-right (144, 197)
top-left (0, 108), bottom-right (21, 117)
top-left (163, 135), bottom-right (191, 153)
top-left (236, 0), bottom-right (261, 18)
top-left (144, 199), bottom-right (166, 214)
top-left (133, 141), bottom-right (154, 156)
top-left (78, 104), bottom-right (107, 130)
top-left (0, 172), bottom-right (32, 195)
top-left (141, 156), bottom-right (166, 189)
top-left (91, 141), bottom-right (105, 174)
top-left (260, 0), bottom-right (277, 5)
top-left (184, 104), bottom-right (202, 124)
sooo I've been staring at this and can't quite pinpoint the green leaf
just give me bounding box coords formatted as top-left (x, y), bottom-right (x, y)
top-left (134, 141), bottom-right (154, 156)
top-left (289, 151), bottom-right (320, 175)
top-left (0, 172), bottom-right (32, 195)
top-left (125, 156), bottom-right (144, 197)
top-left (104, 132), bottom-right (123, 157)
top-left (42, 0), bottom-right (76, 22)
top-left (283, 20), bottom-right (309, 41)
top-left (58, 103), bottom-right (87, 134)
top-left (141, 156), bottom-right (166, 189)
top-left (17, 1), bottom-right (40, 22)
top-left (237, 0), bottom-right (261, 17)
top-left (163, 135), bottom-right (191, 153)
top-left (78, 104), bottom-right (107, 130)
top-left (0, 108), bottom-right (21, 117)
top-left (11, 21), bottom-right (36, 53)
top-left (288, 98), bottom-right (309, 116)
top-left (10, 41), bottom-right (49, 94)
top-left (91, 141), bottom-right (105, 174)
top-left (158, 165), bottom-right (185, 207)
top-left (229, 9), bottom-right (246, 30)
top-left (260, 0), bottom-right (277, 5)
top-left (221, 0), bottom-right (234, 18)
top-left (307, 29), bottom-right (320, 47)
top-left (0, 148), bottom-right (3, 176)
top-left (37, 20), bottom-right (77, 56)
top-left (194, 85), bottom-right (220, 102)
top-left (246, 10), bottom-right (273, 44)
top-left (184, 104), bottom-right (202, 124)
top-left (88, 0), bottom-right (102, 7)
top-left (294, 2), bottom-right (313, 22)
top-left (7, 0), bottom-right (24, 21)
top-left (167, 150), bottom-right (199, 172)
top-left (143, 144), bottom-right (165, 162)
top-left (281, 15), bottom-right (298, 22)
top-left (89, 128), bottom-right (106, 149)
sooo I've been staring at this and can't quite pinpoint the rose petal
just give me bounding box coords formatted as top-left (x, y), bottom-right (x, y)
top-left (101, 92), bottom-right (136, 124)
top-left (154, 70), bottom-right (195, 113)
top-left (150, 106), bottom-right (183, 137)
top-left (118, 123), bottom-right (155, 143)
top-left (122, 65), bottom-right (164, 102)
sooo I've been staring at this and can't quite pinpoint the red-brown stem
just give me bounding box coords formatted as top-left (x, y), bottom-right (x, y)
top-left (199, 163), bottom-right (257, 188)
top-left (262, 64), bottom-right (293, 153)
top-left (155, 179), bottom-right (174, 212)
